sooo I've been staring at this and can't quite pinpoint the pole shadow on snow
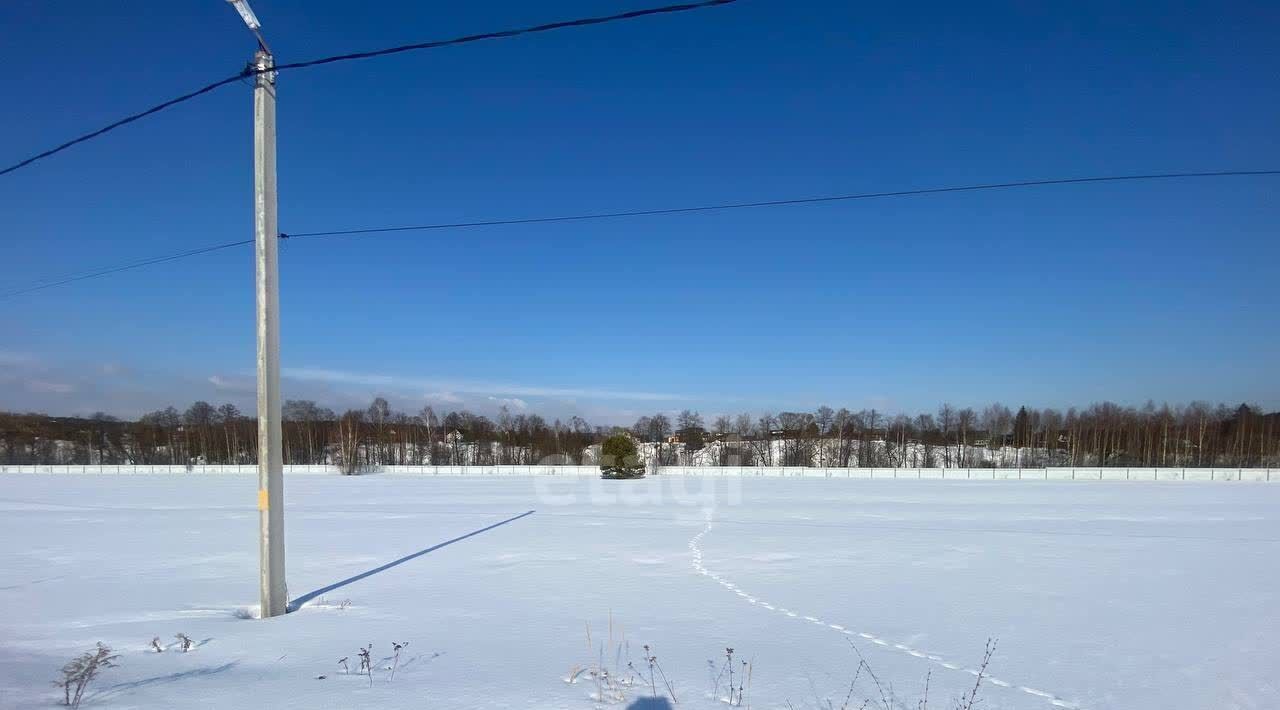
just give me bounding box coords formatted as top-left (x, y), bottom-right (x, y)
top-left (90, 661), bottom-right (240, 701)
top-left (287, 510), bottom-right (536, 612)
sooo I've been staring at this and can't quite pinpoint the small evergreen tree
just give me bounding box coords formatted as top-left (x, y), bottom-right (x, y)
top-left (600, 432), bottom-right (644, 478)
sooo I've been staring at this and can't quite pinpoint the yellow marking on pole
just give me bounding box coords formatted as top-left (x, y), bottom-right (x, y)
top-left (258, 489), bottom-right (269, 511)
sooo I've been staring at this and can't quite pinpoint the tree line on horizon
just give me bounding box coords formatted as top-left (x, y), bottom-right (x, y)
top-left (0, 399), bottom-right (1276, 468)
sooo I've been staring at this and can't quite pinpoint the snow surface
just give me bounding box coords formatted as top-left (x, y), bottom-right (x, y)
top-left (1, 474), bottom-right (1277, 709)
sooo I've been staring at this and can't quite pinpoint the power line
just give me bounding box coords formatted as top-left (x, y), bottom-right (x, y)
top-left (0, 76), bottom-right (249, 178)
top-left (0, 0), bottom-right (739, 178)
top-left (2, 168), bottom-right (1275, 301)
top-left (281, 169), bottom-right (1280, 240)
top-left (269, 0), bottom-right (739, 73)
top-left (0, 239), bottom-right (251, 299)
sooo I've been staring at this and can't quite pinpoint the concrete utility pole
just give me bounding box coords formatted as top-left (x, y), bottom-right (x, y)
top-left (228, 0), bottom-right (286, 618)
top-left (254, 47), bottom-right (286, 618)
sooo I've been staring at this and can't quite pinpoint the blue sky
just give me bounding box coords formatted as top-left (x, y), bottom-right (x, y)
top-left (1, 0), bottom-right (1277, 422)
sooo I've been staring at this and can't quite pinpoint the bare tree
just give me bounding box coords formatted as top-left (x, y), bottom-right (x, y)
top-left (750, 413), bottom-right (776, 466)
top-left (419, 405), bottom-right (439, 464)
top-left (957, 407), bottom-right (976, 466)
top-left (336, 410), bottom-right (365, 474)
top-left (937, 404), bottom-right (956, 467)
top-left (649, 414), bottom-right (674, 465)
top-left (56, 643), bottom-right (118, 708)
top-left (777, 411), bottom-right (816, 466)
top-left (814, 405), bottom-right (834, 436)
top-left (915, 413), bottom-right (937, 467)
top-left (981, 404), bottom-right (1012, 458)
top-left (631, 416), bottom-right (653, 442)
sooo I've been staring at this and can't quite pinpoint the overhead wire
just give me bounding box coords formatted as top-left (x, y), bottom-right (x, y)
top-left (0, 0), bottom-right (739, 177)
top-left (280, 170), bottom-right (1280, 240)
top-left (3, 168), bottom-right (1276, 301)
top-left (0, 239), bottom-right (252, 299)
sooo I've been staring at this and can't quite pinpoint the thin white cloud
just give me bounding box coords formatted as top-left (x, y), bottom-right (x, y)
top-left (284, 367), bottom-right (688, 402)
top-left (488, 396), bottom-right (529, 410)
top-left (426, 391), bottom-right (464, 404)
top-left (100, 363), bottom-right (126, 376)
top-left (208, 375), bottom-right (254, 393)
top-left (0, 351), bottom-right (36, 367)
top-left (27, 379), bottom-right (75, 394)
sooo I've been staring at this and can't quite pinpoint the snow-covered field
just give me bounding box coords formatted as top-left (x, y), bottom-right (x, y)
top-left (1, 475), bottom-right (1276, 709)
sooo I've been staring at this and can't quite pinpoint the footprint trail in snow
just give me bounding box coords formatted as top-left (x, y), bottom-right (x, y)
top-left (687, 509), bottom-right (1084, 710)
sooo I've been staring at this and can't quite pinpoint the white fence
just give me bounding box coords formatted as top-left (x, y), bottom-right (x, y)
top-left (0, 464), bottom-right (1273, 481)
top-left (0, 464), bottom-right (332, 475)
top-left (653, 466), bottom-right (1275, 481)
